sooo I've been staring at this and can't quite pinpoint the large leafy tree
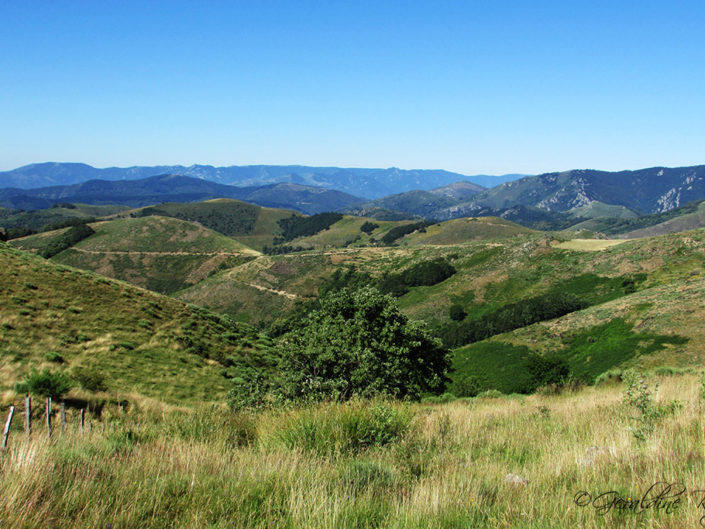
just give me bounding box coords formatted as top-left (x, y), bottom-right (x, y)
top-left (276, 286), bottom-right (450, 401)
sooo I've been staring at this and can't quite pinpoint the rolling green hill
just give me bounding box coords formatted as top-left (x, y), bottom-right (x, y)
top-left (0, 242), bottom-right (272, 406)
top-left (10, 216), bottom-right (257, 294)
top-left (122, 198), bottom-right (301, 251)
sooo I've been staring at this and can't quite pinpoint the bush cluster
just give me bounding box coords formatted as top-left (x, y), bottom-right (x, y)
top-left (360, 221), bottom-right (379, 234)
top-left (440, 292), bottom-right (587, 348)
top-left (275, 212), bottom-right (343, 243)
top-left (380, 221), bottom-right (431, 245)
top-left (39, 223), bottom-right (95, 259)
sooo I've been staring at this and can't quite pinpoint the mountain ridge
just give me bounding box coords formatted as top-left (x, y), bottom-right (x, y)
top-left (0, 174), bottom-right (364, 215)
top-left (0, 162), bottom-right (524, 198)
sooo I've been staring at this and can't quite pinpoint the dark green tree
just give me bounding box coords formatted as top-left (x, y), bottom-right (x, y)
top-left (276, 286), bottom-right (450, 401)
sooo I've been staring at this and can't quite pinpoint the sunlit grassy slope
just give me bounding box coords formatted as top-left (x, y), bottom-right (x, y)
top-left (0, 242), bottom-right (270, 405)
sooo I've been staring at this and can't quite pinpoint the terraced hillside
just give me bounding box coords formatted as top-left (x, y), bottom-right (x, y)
top-left (0, 242), bottom-right (272, 405)
top-left (10, 216), bottom-right (257, 294)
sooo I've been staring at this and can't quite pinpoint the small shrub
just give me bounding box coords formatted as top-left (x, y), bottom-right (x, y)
top-left (449, 304), bottom-right (467, 321)
top-left (15, 368), bottom-right (72, 400)
top-left (623, 369), bottom-right (660, 442)
top-left (595, 369), bottom-right (623, 385)
top-left (45, 351), bottom-right (65, 363)
top-left (72, 366), bottom-right (109, 392)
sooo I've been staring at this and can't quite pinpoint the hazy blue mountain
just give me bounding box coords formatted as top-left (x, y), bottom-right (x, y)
top-left (0, 162), bottom-right (522, 198)
top-left (343, 181), bottom-right (484, 220)
top-left (350, 165), bottom-right (705, 224)
top-left (0, 174), bottom-right (364, 215)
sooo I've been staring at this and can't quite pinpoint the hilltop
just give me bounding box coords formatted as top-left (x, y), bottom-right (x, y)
top-left (0, 242), bottom-right (272, 405)
top-left (10, 216), bottom-right (257, 294)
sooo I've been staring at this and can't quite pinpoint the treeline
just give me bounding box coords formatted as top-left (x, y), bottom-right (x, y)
top-left (38, 224), bottom-right (95, 259)
top-left (319, 258), bottom-right (456, 299)
top-left (381, 221), bottom-right (432, 245)
top-left (275, 213), bottom-right (343, 244)
top-left (40, 216), bottom-right (96, 233)
top-left (439, 291), bottom-right (587, 348)
top-left (136, 202), bottom-right (259, 236)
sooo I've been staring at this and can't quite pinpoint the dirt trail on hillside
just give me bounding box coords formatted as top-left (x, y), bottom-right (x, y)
top-left (67, 248), bottom-right (260, 256)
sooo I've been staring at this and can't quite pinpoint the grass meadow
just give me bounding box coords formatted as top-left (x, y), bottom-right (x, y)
top-left (2, 373), bottom-right (705, 528)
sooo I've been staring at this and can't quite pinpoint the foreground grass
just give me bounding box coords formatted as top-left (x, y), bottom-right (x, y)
top-left (2, 374), bottom-right (705, 528)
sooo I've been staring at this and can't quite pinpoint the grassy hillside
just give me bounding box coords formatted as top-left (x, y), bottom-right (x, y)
top-left (446, 229), bottom-right (705, 394)
top-left (10, 216), bottom-right (257, 294)
top-left (567, 201), bottom-right (639, 219)
top-left (0, 242), bottom-right (272, 405)
top-left (619, 200), bottom-right (705, 238)
top-left (122, 198), bottom-right (300, 250)
top-left (399, 217), bottom-right (534, 245)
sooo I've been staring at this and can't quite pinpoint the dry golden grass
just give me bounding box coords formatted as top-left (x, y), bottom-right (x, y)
top-left (552, 238), bottom-right (631, 251)
top-left (2, 374), bottom-right (705, 528)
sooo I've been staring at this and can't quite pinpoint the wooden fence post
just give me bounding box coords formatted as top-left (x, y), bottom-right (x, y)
top-left (25, 395), bottom-right (31, 436)
top-left (60, 402), bottom-right (66, 433)
top-left (46, 397), bottom-right (52, 439)
top-left (2, 406), bottom-right (15, 449)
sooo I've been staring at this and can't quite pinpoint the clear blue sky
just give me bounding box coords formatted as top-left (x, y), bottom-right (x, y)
top-left (1, 0), bottom-right (704, 175)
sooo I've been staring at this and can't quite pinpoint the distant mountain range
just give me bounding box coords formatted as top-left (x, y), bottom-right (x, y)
top-left (0, 162), bottom-right (524, 198)
top-left (3, 163), bottom-right (705, 236)
top-left (350, 165), bottom-right (705, 223)
top-left (0, 174), bottom-right (364, 215)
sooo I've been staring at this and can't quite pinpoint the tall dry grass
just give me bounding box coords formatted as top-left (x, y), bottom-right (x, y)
top-left (1, 374), bottom-right (704, 528)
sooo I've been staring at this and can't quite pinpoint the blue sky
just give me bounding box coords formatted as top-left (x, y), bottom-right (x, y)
top-left (1, 1), bottom-right (704, 175)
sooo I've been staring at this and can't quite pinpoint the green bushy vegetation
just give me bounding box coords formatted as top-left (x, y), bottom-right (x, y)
top-left (449, 318), bottom-right (689, 395)
top-left (40, 216), bottom-right (97, 233)
top-left (231, 287), bottom-right (449, 408)
top-left (380, 221), bottom-right (431, 244)
top-left (38, 223), bottom-right (95, 258)
top-left (275, 212), bottom-right (344, 243)
top-left (360, 221), bottom-right (379, 234)
top-left (136, 200), bottom-right (260, 236)
top-left (440, 291), bottom-right (587, 348)
top-left (14, 368), bottom-right (73, 400)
